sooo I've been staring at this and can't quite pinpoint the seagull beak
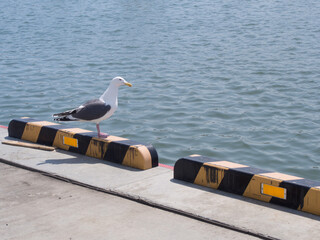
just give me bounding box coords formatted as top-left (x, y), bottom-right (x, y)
top-left (124, 82), bottom-right (132, 87)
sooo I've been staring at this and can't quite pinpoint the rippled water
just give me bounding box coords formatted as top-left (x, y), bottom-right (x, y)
top-left (1, 0), bottom-right (319, 180)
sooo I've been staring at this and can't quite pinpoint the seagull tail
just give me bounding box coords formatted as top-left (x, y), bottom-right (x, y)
top-left (53, 109), bottom-right (77, 121)
top-left (53, 116), bottom-right (77, 122)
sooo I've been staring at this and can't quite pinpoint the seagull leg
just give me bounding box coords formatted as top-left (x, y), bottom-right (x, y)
top-left (96, 123), bottom-right (109, 138)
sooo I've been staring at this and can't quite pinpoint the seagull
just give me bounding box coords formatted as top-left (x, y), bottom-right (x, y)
top-left (53, 76), bottom-right (132, 138)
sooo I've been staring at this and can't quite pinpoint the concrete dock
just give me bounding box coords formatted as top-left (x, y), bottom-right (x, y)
top-left (0, 127), bottom-right (319, 240)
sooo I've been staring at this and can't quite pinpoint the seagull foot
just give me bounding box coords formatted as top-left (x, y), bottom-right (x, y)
top-left (98, 133), bottom-right (109, 138)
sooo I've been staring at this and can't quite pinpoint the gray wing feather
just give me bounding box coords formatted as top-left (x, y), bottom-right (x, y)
top-left (71, 99), bottom-right (111, 120)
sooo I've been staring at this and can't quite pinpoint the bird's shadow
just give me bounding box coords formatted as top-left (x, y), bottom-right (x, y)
top-left (37, 149), bottom-right (141, 172)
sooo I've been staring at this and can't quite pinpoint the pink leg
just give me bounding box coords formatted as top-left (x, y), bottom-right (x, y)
top-left (96, 123), bottom-right (109, 138)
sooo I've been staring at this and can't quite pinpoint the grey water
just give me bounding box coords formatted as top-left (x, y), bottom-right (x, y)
top-left (1, 0), bottom-right (319, 180)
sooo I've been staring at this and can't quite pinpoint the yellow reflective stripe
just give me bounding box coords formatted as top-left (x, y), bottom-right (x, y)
top-left (261, 183), bottom-right (286, 199)
top-left (63, 136), bottom-right (78, 148)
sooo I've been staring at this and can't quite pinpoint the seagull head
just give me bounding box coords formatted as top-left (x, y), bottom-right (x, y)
top-left (112, 76), bottom-right (132, 87)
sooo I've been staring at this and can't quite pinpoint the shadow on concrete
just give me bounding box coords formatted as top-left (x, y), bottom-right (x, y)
top-left (170, 178), bottom-right (320, 222)
top-left (36, 149), bottom-right (141, 172)
top-left (4, 136), bottom-right (142, 172)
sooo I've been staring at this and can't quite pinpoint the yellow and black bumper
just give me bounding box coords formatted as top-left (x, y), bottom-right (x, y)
top-left (174, 154), bottom-right (320, 216)
top-left (8, 118), bottom-right (158, 170)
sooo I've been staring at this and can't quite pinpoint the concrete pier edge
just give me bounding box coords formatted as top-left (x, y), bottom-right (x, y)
top-left (0, 157), bottom-right (275, 240)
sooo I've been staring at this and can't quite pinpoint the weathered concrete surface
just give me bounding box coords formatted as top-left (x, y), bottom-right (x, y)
top-left (0, 162), bottom-right (257, 240)
top-left (1, 127), bottom-right (319, 239)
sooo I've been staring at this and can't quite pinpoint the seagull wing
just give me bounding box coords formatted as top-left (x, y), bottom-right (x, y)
top-left (71, 99), bottom-right (111, 121)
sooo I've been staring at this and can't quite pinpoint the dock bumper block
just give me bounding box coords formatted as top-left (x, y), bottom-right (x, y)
top-left (174, 154), bottom-right (320, 216)
top-left (8, 118), bottom-right (158, 170)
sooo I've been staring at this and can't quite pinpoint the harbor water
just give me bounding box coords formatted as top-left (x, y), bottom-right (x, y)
top-left (1, 0), bottom-right (319, 180)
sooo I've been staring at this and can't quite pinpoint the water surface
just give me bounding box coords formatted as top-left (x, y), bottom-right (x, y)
top-left (1, 0), bottom-right (319, 180)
